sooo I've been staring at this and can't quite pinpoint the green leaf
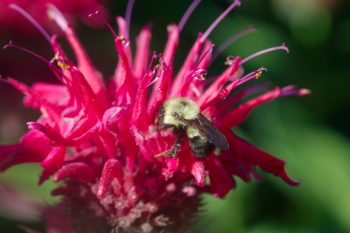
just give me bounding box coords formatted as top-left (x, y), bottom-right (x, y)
top-left (0, 164), bottom-right (58, 204)
top-left (250, 103), bottom-right (350, 232)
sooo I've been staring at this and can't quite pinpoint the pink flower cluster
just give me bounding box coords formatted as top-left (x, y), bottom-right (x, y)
top-left (0, 1), bottom-right (309, 232)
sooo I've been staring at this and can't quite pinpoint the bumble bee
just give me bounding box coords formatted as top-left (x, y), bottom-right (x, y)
top-left (156, 97), bottom-right (229, 158)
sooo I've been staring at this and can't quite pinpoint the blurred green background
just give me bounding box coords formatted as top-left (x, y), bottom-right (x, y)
top-left (0, 0), bottom-right (349, 233)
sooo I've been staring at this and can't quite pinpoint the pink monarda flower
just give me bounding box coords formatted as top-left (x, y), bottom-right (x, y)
top-left (0, 1), bottom-right (309, 232)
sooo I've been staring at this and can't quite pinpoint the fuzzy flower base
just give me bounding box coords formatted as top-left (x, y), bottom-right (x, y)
top-left (0, 1), bottom-right (309, 233)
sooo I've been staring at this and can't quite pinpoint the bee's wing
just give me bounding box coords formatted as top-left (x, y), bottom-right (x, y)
top-left (194, 114), bottom-right (229, 150)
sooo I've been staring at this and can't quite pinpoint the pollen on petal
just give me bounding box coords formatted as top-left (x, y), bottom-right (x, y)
top-left (97, 159), bottom-right (123, 199)
top-left (191, 160), bottom-right (206, 186)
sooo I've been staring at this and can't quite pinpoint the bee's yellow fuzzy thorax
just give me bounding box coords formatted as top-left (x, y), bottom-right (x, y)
top-left (162, 97), bottom-right (200, 127)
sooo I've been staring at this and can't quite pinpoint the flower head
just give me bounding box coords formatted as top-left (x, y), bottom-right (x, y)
top-left (0, 1), bottom-right (309, 232)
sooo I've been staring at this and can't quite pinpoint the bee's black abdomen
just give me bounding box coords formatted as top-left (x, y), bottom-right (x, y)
top-left (189, 136), bottom-right (215, 158)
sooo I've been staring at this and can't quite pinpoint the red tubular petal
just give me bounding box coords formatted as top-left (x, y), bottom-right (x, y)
top-left (148, 25), bottom-right (179, 111)
top-left (163, 24), bottom-right (179, 66)
top-left (54, 162), bottom-right (95, 183)
top-left (170, 35), bottom-right (204, 97)
top-left (5, 78), bottom-right (40, 108)
top-left (62, 29), bottom-right (108, 109)
top-left (49, 4), bottom-right (108, 109)
top-left (134, 25), bottom-right (152, 78)
top-left (0, 144), bottom-right (42, 172)
top-left (179, 68), bottom-right (207, 97)
top-left (51, 59), bottom-right (94, 110)
top-left (97, 129), bottom-right (118, 159)
top-left (131, 74), bottom-right (152, 130)
top-left (227, 133), bottom-right (299, 186)
top-left (147, 25), bottom-right (178, 114)
top-left (202, 68), bottom-right (266, 112)
top-left (66, 28), bottom-right (108, 109)
top-left (28, 120), bottom-right (99, 147)
top-left (197, 57), bottom-right (241, 106)
top-left (27, 122), bottom-right (60, 143)
top-left (97, 159), bottom-right (123, 199)
top-left (39, 147), bottom-right (66, 184)
top-left (62, 117), bottom-right (100, 142)
top-left (50, 36), bottom-right (69, 80)
top-left (218, 83), bottom-right (270, 114)
top-left (207, 156), bottom-right (236, 198)
top-left (114, 37), bottom-right (133, 78)
top-left (0, 130), bottom-right (50, 172)
top-left (148, 61), bottom-right (172, 117)
top-left (21, 129), bottom-right (50, 145)
top-left (219, 153), bottom-right (251, 182)
top-left (67, 68), bottom-right (99, 112)
top-left (222, 87), bottom-right (281, 127)
top-left (221, 85), bottom-right (310, 127)
top-left (184, 40), bottom-right (213, 98)
top-left (113, 37), bottom-right (135, 103)
top-left (54, 67), bottom-right (103, 122)
top-left (6, 79), bottom-right (62, 123)
top-left (7, 78), bottom-right (64, 115)
top-left (116, 16), bottom-right (132, 62)
top-left (30, 83), bottom-right (68, 106)
top-left (196, 40), bottom-right (213, 70)
top-left (102, 106), bottom-right (125, 130)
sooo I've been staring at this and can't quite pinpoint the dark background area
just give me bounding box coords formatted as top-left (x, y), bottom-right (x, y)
top-left (0, 0), bottom-right (349, 232)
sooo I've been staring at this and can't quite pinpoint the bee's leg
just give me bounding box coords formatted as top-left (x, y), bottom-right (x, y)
top-left (155, 131), bottom-right (185, 158)
top-left (164, 143), bottom-right (181, 158)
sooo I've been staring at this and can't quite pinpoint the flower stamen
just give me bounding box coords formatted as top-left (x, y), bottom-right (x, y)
top-left (55, 59), bottom-right (72, 70)
top-left (281, 85), bottom-right (311, 96)
top-left (47, 4), bottom-right (68, 30)
top-left (3, 41), bottom-right (51, 65)
top-left (200, 0), bottom-right (241, 43)
top-left (88, 11), bottom-right (118, 39)
top-left (255, 70), bottom-right (263, 79)
top-left (125, 0), bottom-right (136, 37)
top-left (9, 4), bottom-right (51, 43)
top-left (224, 55), bottom-right (237, 66)
top-left (178, 0), bottom-right (202, 32)
top-left (212, 25), bottom-right (257, 61)
top-left (117, 35), bottom-right (130, 47)
top-left (237, 67), bottom-right (267, 85)
top-left (196, 44), bottom-right (214, 67)
top-left (147, 52), bottom-right (161, 74)
top-left (241, 44), bottom-right (289, 64)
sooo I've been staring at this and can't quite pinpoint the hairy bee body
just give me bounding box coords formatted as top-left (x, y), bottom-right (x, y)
top-left (156, 97), bottom-right (229, 158)
top-left (161, 98), bottom-right (200, 127)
